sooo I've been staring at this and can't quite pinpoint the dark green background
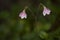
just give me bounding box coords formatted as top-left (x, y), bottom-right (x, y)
top-left (0, 0), bottom-right (60, 40)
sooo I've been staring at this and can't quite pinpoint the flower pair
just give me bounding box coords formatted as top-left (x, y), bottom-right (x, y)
top-left (19, 5), bottom-right (51, 19)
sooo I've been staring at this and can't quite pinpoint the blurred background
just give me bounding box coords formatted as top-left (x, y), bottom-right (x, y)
top-left (0, 0), bottom-right (60, 40)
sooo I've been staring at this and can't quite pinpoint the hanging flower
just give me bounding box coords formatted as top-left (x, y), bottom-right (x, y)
top-left (43, 6), bottom-right (51, 16)
top-left (19, 9), bottom-right (27, 19)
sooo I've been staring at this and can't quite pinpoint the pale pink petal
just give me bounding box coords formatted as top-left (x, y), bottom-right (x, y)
top-left (19, 9), bottom-right (27, 19)
top-left (43, 6), bottom-right (51, 16)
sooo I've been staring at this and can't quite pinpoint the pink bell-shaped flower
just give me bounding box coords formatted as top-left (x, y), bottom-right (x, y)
top-left (43, 6), bottom-right (51, 16)
top-left (19, 9), bottom-right (27, 19)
